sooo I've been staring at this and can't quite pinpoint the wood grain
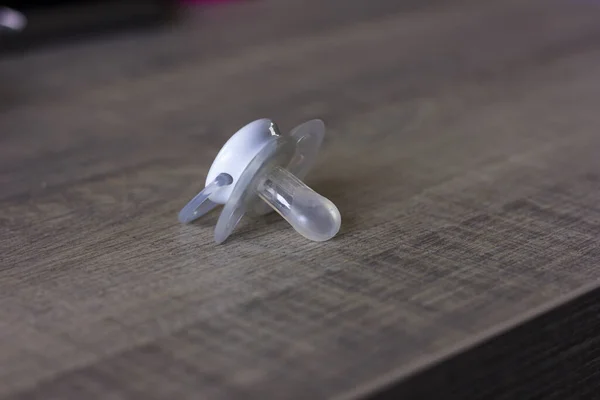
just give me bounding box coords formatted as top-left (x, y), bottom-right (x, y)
top-left (2, 0), bottom-right (600, 398)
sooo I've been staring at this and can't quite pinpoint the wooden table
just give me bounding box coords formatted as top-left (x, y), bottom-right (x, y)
top-left (2, 0), bottom-right (600, 398)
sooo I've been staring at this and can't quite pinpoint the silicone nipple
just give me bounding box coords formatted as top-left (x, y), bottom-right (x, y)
top-left (257, 166), bottom-right (340, 242)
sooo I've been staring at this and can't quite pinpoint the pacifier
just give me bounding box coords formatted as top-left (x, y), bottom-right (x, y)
top-left (178, 119), bottom-right (341, 244)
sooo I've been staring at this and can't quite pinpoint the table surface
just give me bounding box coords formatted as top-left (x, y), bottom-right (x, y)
top-left (2, 0), bottom-right (600, 398)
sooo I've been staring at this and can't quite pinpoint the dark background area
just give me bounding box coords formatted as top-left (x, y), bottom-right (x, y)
top-left (0, 1), bottom-right (173, 52)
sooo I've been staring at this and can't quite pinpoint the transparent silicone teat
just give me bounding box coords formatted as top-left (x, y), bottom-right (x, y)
top-left (257, 166), bottom-right (341, 242)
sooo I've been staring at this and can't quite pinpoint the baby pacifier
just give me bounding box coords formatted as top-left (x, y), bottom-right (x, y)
top-left (179, 118), bottom-right (341, 244)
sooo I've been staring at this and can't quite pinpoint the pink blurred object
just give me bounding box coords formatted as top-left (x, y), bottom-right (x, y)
top-left (179, 0), bottom-right (239, 3)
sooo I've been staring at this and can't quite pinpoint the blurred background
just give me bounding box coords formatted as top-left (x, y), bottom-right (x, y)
top-left (1, 1), bottom-right (175, 51)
